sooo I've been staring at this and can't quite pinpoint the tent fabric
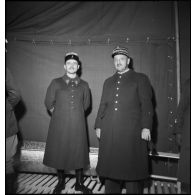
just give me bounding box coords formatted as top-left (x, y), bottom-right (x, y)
top-left (6, 1), bottom-right (175, 40)
top-left (6, 1), bottom-right (177, 152)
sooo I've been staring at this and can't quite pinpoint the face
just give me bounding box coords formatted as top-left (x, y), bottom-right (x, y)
top-left (113, 54), bottom-right (130, 72)
top-left (64, 59), bottom-right (79, 74)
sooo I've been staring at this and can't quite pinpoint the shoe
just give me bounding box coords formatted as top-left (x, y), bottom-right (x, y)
top-left (75, 183), bottom-right (92, 194)
top-left (53, 181), bottom-right (65, 194)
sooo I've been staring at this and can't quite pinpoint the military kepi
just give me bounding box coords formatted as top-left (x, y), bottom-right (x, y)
top-left (65, 52), bottom-right (80, 63)
top-left (112, 46), bottom-right (129, 58)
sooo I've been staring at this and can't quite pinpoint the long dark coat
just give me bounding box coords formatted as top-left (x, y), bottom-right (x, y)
top-left (6, 68), bottom-right (21, 138)
top-left (95, 70), bottom-right (153, 181)
top-left (175, 78), bottom-right (190, 184)
top-left (43, 74), bottom-right (91, 171)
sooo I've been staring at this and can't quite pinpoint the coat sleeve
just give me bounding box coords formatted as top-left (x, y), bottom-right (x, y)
top-left (44, 80), bottom-right (56, 110)
top-left (138, 74), bottom-right (153, 130)
top-left (83, 83), bottom-right (91, 111)
top-left (94, 81), bottom-right (108, 129)
top-left (6, 68), bottom-right (21, 108)
top-left (175, 79), bottom-right (190, 134)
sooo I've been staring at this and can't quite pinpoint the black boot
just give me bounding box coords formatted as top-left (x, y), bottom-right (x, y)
top-left (75, 169), bottom-right (92, 194)
top-left (53, 169), bottom-right (66, 194)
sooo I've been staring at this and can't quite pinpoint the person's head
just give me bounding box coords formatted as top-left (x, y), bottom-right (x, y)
top-left (64, 52), bottom-right (80, 75)
top-left (112, 46), bottom-right (130, 73)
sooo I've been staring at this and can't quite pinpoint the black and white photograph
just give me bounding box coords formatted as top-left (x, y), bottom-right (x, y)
top-left (5, 1), bottom-right (191, 194)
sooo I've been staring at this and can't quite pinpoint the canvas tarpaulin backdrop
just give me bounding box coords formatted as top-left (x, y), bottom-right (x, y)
top-left (6, 1), bottom-right (178, 152)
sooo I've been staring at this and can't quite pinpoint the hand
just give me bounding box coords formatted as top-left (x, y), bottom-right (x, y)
top-left (50, 107), bottom-right (54, 113)
top-left (141, 128), bottom-right (151, 141)
top-left (96, 128), bottom-right (101, 139)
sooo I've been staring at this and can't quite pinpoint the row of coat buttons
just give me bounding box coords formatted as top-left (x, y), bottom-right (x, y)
top-left (70, 82), bottom-right (75, 109)
top-left (114, 75), bottom-right (122, 111)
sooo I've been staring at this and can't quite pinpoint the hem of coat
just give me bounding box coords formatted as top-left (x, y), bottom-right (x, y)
top-left (6, 130), bottom-right (18, 138)
top-left (96, 170), bottom-right (150, 181)
top-left (43, 161), bottom-right (90, 172)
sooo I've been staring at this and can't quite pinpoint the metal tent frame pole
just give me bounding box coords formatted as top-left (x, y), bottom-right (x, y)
top-left (174, 1), bottom-right (181, 105)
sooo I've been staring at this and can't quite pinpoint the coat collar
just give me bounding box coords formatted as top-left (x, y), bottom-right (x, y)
top-left (62, 74), bottom-right (80, 85)
top-left (115, 69), bottom-right (133, 77)
top-left (117, 68), bottom-right (130, 75)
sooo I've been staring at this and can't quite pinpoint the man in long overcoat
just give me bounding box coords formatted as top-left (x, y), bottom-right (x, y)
top-left (175, 78), bottom-right (190, 193)
top-left (43, 52), bottom-right (92, 194)
top-left (95, 46), bottom-right (153, 194)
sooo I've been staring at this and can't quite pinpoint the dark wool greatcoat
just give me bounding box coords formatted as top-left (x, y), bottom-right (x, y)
top-left (6, 68), bottom-right (21, 138)
top-left (175, 78), bottom-right (190, 184)
top-left (95, 70), bottom-right (153, 181)
top-left (43, 74), bottom-right (91, 171)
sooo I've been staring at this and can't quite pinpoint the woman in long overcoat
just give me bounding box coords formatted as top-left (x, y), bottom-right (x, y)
top-left (43, 52), bottom-right (92, 194)
top-left (95, 46), bottom-right (153, 193)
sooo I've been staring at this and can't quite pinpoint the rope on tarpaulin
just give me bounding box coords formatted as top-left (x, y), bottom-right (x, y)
top-left (8, 36), bottom-right (176, 46)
